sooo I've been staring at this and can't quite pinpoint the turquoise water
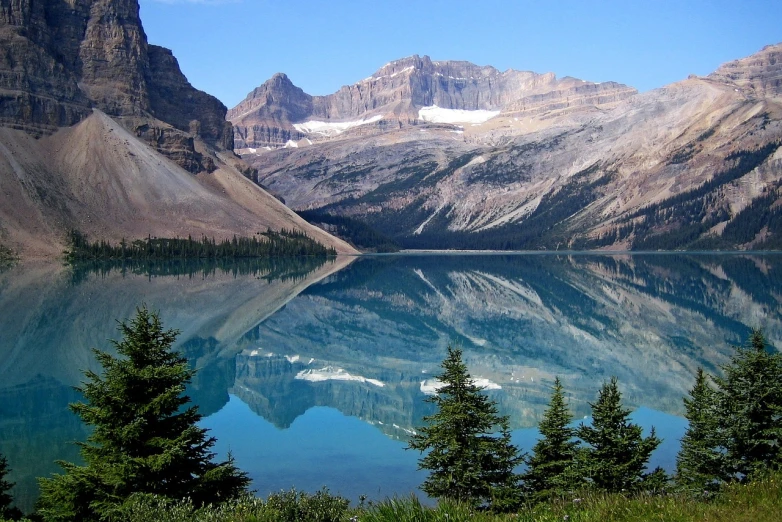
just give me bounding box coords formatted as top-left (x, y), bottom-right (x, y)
top-left (0, 254), bottom-right (779, 511)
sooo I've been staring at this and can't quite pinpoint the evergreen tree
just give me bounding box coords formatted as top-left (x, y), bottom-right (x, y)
top-left (714, 329), bottom-right (782, 481)
top-left (0, 454), bottom-right (22, 521)
top-left (37, 306), bottom-right (249, 521)
top-left (408, 346), bottom-right (522, 511)
top-left (576, 377), bottom-right (663, 493)
top-left (675, 367), bottom-right (723, 492)
top-left (521, 377), bottom-right (579, 502)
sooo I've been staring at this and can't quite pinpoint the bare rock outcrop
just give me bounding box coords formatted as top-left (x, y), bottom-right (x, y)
top-left (709, 42), bottom-right (782, 98)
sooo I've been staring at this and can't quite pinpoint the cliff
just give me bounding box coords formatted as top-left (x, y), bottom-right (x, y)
top-left (0, 0), bottom-right (232, 172)
top-left (0, 0), bottom-right (357, 257)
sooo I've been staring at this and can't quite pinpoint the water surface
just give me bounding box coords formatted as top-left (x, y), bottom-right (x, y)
top-left (0, 253), bottom-right (780, 511)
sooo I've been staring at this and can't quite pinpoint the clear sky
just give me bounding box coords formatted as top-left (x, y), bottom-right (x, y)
top-left (138, 0), bottom-right (782, 109)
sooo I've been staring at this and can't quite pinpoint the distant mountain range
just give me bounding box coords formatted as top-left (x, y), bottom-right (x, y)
top-left (1, 0), bottom-right (779, 254)
top-left (0, 0), bottom-right (355, 258)
top-left (233, 45), bottom-right (782, 250)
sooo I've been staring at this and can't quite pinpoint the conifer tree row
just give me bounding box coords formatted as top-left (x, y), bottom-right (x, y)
top-left (64, 228), bottom-right (336, 262)
top-left (676, 329), bottom-right (782, 491)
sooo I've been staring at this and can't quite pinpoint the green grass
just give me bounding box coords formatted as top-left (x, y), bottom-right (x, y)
top-left (8, 473), bottom-right (776, 522)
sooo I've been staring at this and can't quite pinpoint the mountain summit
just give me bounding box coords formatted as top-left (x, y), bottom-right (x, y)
top-left (229, 55), bottom-right (636, 151)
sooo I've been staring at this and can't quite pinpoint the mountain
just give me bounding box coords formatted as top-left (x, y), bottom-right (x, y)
top-left (235, 46), bottom-right (782, 251)
top-left (0, 0), bottom-right (355, 257)
top-left (229, 55), bottom-right (636, 151)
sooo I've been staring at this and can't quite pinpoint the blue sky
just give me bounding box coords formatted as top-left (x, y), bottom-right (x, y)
top-left (139, 0), bottom-right (782, 109)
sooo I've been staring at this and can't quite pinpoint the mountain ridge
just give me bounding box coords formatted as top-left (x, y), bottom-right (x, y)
top-left (237, 43), bottom-right (782, 251)
top-left (229, 54), bottom-right (637, 151)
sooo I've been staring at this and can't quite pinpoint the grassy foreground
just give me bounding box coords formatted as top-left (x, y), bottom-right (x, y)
top-left (6, 471), bottom-right (775, 522)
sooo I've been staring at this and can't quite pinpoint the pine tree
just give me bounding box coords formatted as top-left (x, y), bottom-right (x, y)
top-left (521, 377), bottom-right (579, 502)
top-left (714, 329), bottom-right (782, 481)
top-left (0, 454), bottom-right (22, 521)
top-left (576, 377), bottom-right (663, 493)
top-left (408, 346), bottom-right (522, 511)
top-left (37, 306), bottom-right (249, 521)
top-left (675, 367), bottom-right (723, 492)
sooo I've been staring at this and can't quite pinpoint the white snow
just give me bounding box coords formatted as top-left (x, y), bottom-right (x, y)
top-left (285, 355), bottom-right (300, 364)
top-left (293, 115), bottom-right (383, 137)
top-left (296, 366), bottom-right (385, 387)
top-left (247, 148), bottom-right (257, 154)
top-left (420, 379), bottom-right (443, 395)
top-left (466, 335), bottom-right (487, 347)
top-left (420, 377), bottom-right (501, 395)
top-left (473, 378), bottom-right (502, 390)
top-left (418, 105), bottom-right (500, 124)
top-left (362, 65), bottom-right (415, 83)
top-left (284, 140), bottom-right (298, 148)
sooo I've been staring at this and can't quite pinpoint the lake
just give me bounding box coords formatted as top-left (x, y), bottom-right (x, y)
top-left (1, 253), bottom-right (780, 512)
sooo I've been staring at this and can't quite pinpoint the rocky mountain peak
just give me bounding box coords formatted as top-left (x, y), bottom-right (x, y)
top-left (0, 0), bottom-right (233, 171)
top-left (230, 55), bottom-right (637, 150)
top-left (231, 73), bottom-right (312, 111)
top-left (371, 55), bottom-right (430, 76)
top-left (708, 42), bottom-right (782, 98)
top-left (264, 72), bottom-right (297, 91)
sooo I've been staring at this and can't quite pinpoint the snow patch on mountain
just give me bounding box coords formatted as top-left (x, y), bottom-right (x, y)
top-left (362, 65), bottom-right (415, 83)
top-left (293, 115), bottom-right (383, 136)
top-left (296, 366), bottom-right (385, 387)
top-left (418, 105), bottom-right (500, 124)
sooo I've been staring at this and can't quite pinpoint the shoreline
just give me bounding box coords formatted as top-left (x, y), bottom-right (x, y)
top-left (355, 249), bottom-right (782, 256)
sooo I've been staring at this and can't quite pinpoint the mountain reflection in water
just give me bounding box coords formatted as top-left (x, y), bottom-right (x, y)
top-left (0, 253), bottom-right (780, 511)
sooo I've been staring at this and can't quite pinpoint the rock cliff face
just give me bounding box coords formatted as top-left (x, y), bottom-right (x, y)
top-left (0, 0), bottom-right (356, 258)
top-left (229, 55), bottom-right (636, 150)
top-left (244, 44), bottom-right (782, 251)
top-left (709, 44), bottom-right (782, 98)
top-left (0, 0), bottom-right (232, 172)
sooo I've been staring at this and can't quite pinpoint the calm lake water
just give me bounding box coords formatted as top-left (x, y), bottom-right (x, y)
top-left (1, 253), bottom-right (780, 511)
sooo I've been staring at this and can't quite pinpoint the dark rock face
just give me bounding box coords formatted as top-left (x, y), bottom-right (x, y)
top-left (146, 45), bottom-right (232, 149)
top-left (0, 0), bottom-right (231, 171)
top-left (0, 0), bottom-right (93, 134)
